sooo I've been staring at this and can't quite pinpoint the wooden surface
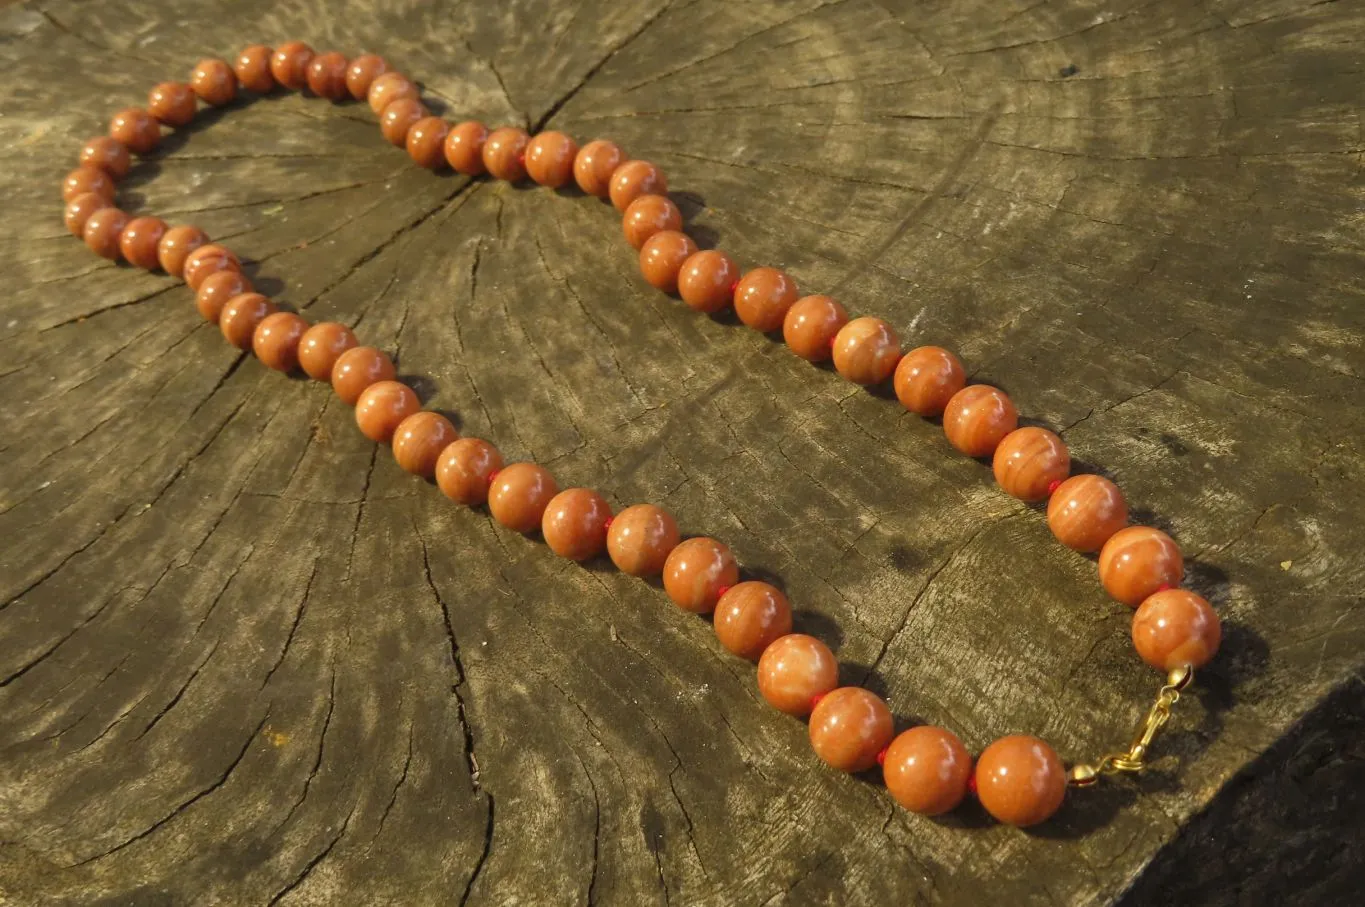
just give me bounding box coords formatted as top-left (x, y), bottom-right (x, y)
top-left (2, 1), bottom-right (1363, 904)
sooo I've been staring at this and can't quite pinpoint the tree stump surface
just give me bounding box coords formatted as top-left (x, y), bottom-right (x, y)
top-left (1, 1), bottom-right (1363, 904)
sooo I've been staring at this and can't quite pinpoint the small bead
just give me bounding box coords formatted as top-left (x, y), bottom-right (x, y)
top-left (662, 537), bottom-right (738, 613)
top-left (609, 160), bottom-right (666, 212)
top-left (975, 735), bottom-right (1067, 827)
top-left (117, 216), bottom-right (167, 270)
top-left (392, 411), bottom-right (460, 477)
top-left (992, 427), bottom-right (1070, 501)
top-left (783, 295), bottom-right (848, 362)
top-left (757, 634), bottom-right (839, 716)
top-left (808, 687), bottom-right (895, 773)
top-left (331, 346), bottom-right (396, 405)
top-left (733, 267), bottom-right (798, 333)
top-left (306, 51), bottom-right (349, 100)
top-left (219, 293), bottom-right (277, 350)
top-left (190, 59), bottom-right (237, 106)
top-left (182, 244), bottom-right (241, 292)
top-left (678, 250), bottom-right (739, 314)
top-left (714, 581), bottom-right (793, 660)
top-left (436, 438), bottom-right (503, 506)
top-left (1099, 526), bottom-right (1184, 607)
top-left (883, 726), bottom-right (973, 816)
top-left (64, 192), bottom-right (110, 238)
top-left (942, 385), bottom-right (1018, 458)
top-left (195, 271), bottom-right (252, 323)
top-left (406, 116), bottom-right (449, 169)
top-left (894, 346), bottom-right (966, 417)
top-left (482, 127), bottom-right (530, 182)
top-left (607, 504), bottom-right (680, 576)
top-left (444, 121), bottom-right (488, 175)
top-left (252, 312), bottom-right (309, 372)
top-left (380, 98), bottom-right (428, 147)
top-left (542, 488), bottom-right (613, 560)
top-left (83, 207), bottom-right (130, 260)
top-left (525, 131), bottom-right (579, 188)
top-left (355, 380), bottom-right (421, 444)
top-left (79, 136), bottom-right (131, 179)
top-left (63, 166), bottom-right (114, 203)
top-left (638, 230), bottom-right (698, 294)
top-left (110, 108), bottom-right (161, 154)
top-left (622, 194), bottom-right (682, 250)
top-left (345, 54), bottom-right (389, 100)
top-left (270, 41), bottom-right (315, 91)
top-left (156, 225), bottom-right (208, 277)
top-left (147, 83), bottom-right (196, 127)
top-left (1132, 588), bottom-right (1221, 671)
top-left (234, 45), bottom-right (276, 94)
top-left (367, 72), bottom-right (418, 115)
top-left (297, 322), bottom-right (358, 381)
top-left (1048, 474), bottom-right (1128, 552)
top-left (489, 463), bottom-right (559, 533)
top-left (574, 140), bottom-right (625, 197)
top-left (832, 317), bottom-right (900, 385)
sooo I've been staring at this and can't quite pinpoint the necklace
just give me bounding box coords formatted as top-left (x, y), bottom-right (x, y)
top-left (60, 41), bottom-right (1222, 829)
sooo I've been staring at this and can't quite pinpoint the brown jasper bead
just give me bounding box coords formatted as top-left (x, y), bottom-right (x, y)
top-left (975, 735), bottom-right (1067, 827)
top-left (942, 385), bottom-right (1018, 458)
top-left (406, 116), bottom-right (450, 169)
top-left (734, 267), bottom-right (798, 333)
top-left (542, 488), bottom-right (612, 560)
top-left (306, 51), bottom-right (349, 100)
top-left (483, 127), bottom-right (530, 182)
top-left (808, 687), bottom-right (895, 774)
top-left (1099, 526), bottom-right (1185, 607)
top-left (992, 427), bottom-right (1070, 502)
top-left (234, 45), bottom-right (276, 94)
top-left (63, 166), bottom-right (114, 203)
top-left (894, 346), bottom-right (966, 417)
top-left (367, 72), bottom-right (418, 115)
top-left (444, 121), bottom-right (488, 175)
top-left (884, 726), bottom-right (973, 816)
top-left (380, 98), bottom-right (428, 147)
top-left (297, 322), bottom-right (358, 381)
top-left (79, 136), bottom-right (131, 179)
top-left (83, 207), bottom-right (130, 260)
top-left (574, 140), bottom-right (625, 197)
top-left (195, 271), bottom-right (252, 323)
top-left (110, 108), bottom-right (161, 154)
top-left (252, 311), bottom-right (309, 372)
top-left (64, 192), bottom-right (110, 237)
top-left (436, 438), bottom-right (503, 506)
top-left (345, 54), bottom-right (389, 100)
top-left (147, 83), bottom-right (196, 127)
top-left (117, 216), bottom-right (167, 270)
top-left (355, 380), bottom-right (421, 444)
top-left (1048, 474), bottom-right (1128, 552)
top-left (783, 295), bottom-right (848, 362)
top-left (190, 59), bottom-right (237, 106)
top-left (1132, 589), bottom-right (1221, 671)
top-left (757, 634), bottom-right (839, 717)
top-left (219, 293), bottom-right (277, 350)
top-left (714, 581), bottom-right (793, 661)
top-left (392, 411), bottom-right (460, 478)
top-left (833, 316), bottom-right (901, 385)
top-left (662, 537), bottom-right (738, 614)
top-left (678, 250), bottom-right (740, 314)
top-left (182, 244), bottom-right (241, 291)
top-left (331, 346), bottom-right (396, 405)
top-left (156, 225), bottom-right (208, 277)
top-left (623, 194), bottom-right (682, 250)
top-left (270, 41), bottom-right (315, 90)
top-left (607, 504), bottom-right (680, 576)
top-left (609, 160), bottom-right (667, 212)
top-left (525, 131), bottom-right (579, 188)
top-left (489, 463), bottom-right (559, 533)
top-left (639, 230), bottom-right (698, 294)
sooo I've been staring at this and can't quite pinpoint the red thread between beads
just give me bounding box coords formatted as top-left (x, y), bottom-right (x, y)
top-left (1155, 582), bottom-right (1174, 593)
top-left (967, 774), bottom-right (978, 796)
top-left (876, 747), bottom-right (888, 767)
top-left (516, 150), bottom-right (526, 166)
top-left (729, 279), bottom-right (740, 295)
top-left (1047, 478), bottom-right (1063, 496)
top-left (810, 693), bottom-right (826, 710)
top-left (715, 585), bottom-right (732, 599)
top-left (603, 516), bottom-right (614, 531)
top-left (487, 469), bottom-right (501, 485)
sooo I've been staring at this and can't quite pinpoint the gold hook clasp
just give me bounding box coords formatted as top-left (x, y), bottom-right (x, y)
top-left (1069, 665), bottom-right (1193, 787)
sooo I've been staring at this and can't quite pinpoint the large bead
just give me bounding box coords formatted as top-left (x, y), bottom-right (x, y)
top-left (733, 267), bottom-right (798, 333)
top-left (662, 537), bottom-right (738, 613)
top-left (525, 131), bottom-right (578, 188)
top-left (974, 735), bottom-right (1067, 827)
top-left (1047, 474), bottom-right (1127, 552)
top-left (195, 271), bottom-right (252, 323)
top-left (83, 207), bottom-right (129, 260)
top-left (64, 192), bottom-right (110, 238)
top-left (234, 45), bottom-right (276, 94)
top-left (489, 463), bottom-right (559, 533)
top-left (305, 51), bottom-right (349, 100)
top-left (574, 140), bottom-right (625, 197)
top-left (367, 72), bottom-right (418, 115)
top-left (832, 316), bottom-right (900, 385)
top-left (623, 194), bottom-right (682, 250)
top-left (942, 385), bottom-right (1017, 458)
top-left (63, 166), bottom-right (114, 203)
top-left (609, 160), bottom-right (666, 211)
top-left (110, 107), bottom-right (161, 153)
top-left (182, 244), bottom-right (241, 291)
top-left (380, 98), bottom-right (427, 147)
top-left (117, 216), bottom-right (167, 270)
top-left (1098, 526), bottom-right (1184, 607)
top-left (894, 346), bottom-right (965, 416)
top-left (678, 250), bottom-right (739, 313)
top-left (346, 54), bottom-right (389, 100)
top-left (808, 687), bottom-right (894, 773)
top-left (219, 293), bottom-right (276, 350)
top-left (883, 726), bottom-right (973, 816)
top-left (606, 504), bottom-right (679, 576)
top-left (757, 634), bottom-right (839, 716)
top-left (392, 411), bottom-right (459, 478)
top-left (542, 488), bottom-right (612, 560)
top-left (639, 230), bottom-right (698, 294)
top-left (355, 380), bottom-right (420, 444)
top-left (80, 136), bottom-right (131, 178)
top-left (190, 59), bottom-right (238, 106)
top-left (270, 40), bottom-right (315, 90)
top-left (1132, 589), bottom-right (1220, 670)
top-left (252, 312), bottom-right (309, 372)
top-left (297, 322), bottom-right (358, 381)
top-left (714, 581), bottom-right (792, 660)
top-left (482, 127), bottom-right (530, 182)
top-left (331, 346), bottom-right (396, 405)
top-left (783, 295), bottom-right (848, 362)
top-left (436, 438), bottom-right (503, 506)
top-left (148, 82), bottom-right (196, 126)
top-left (992, 427), bottom-right (1070, 501)
top-left (445, 121), bottom-right (488, 175)
top-left (406, 116), bottom-right (449, 169)
top-left (156, 225), bottom-right (208, 276)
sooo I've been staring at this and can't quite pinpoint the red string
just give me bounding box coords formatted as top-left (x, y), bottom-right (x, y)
top-left (810, 692), bottom-right (826, 710)
top-left (487, 469), bottom-right (500, 485)
top-left (603, 516), bottom-right (614, 531)
top-left (729, 279), bottom-right (740, 295)
top-left (715, 585), bottom-right (731, 599)
top-left (1047, 478), bottom-right (1062, 496)
top-left (876, 747), bottom-right (888, 767)
top-left (967, 774), bottom-right (978, 796)
top-left (1155, 582), bottom-right (1174, 593)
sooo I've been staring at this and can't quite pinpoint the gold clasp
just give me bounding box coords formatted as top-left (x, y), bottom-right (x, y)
top-left (1069, 665), bottom-right (1193, 787)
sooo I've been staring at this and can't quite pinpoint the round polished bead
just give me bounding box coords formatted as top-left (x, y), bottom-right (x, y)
top-left (714, 581), bottom-right (793, 661)
top-left (662, 537), bottom-right (738, 614)
top-left (63, 166), bottom-right (114, 203)
top-left (156, 225), bottom-right (208, 277)
top-left (833, 317), bottom-right (900, 385)
top-left (444, 121), bottom-right (488, 175)
top-left (182, 244), bottom-right (241, 292)
top-left (883, 726), bottom-right (973, 816)
top-left (638, 230), bottom-right (698, 294)
top-left (943, 385), bottom-right (1018, 458)
top-left (483, 127), bottom-right (530, 182)
top-left (808, 687), bottom-right (895, 774)
top-left (757, 634), bottom-right (839, 717)
top-left (574, 140), bottom-right (625, 197)
top-left (234, 45), bottom-right (275, 93)
top-left (542, 488), bottom-right (612, 560)
top-left (195, 271), bottom-right (252, 323)
top-left (190, 59), bottom-right (237, 106)
top-left (110, 108), bottom-right (161, 154)
top-left (117, 216), bottom-right (166, 270)
top-left (331, 346), bottom-right (396, 405)
top-left (147, 83), bottom-right (195, 127)
top-left (1132, 589), bottom-right (1221, 671)
top-left (306, 51), bottom-right (349, 100)
top-left (83, 207), bottom-right (129, 260)
top-left (622, 194), bottom-right (681, 250)
top-left (406, 116), bottom-right (449, 169)
top-left (252, 312), bottom-right (309, 372)
top-left (607, 504), bottom-right (680, 576)
top-left (609, 160), bottom-right (666, 212)
top-left (64, 192), bottom-right (109, 238)
top-left (367, 72), bottom-right (418, 115)
top-left (1099, 526), bottom-right (1184, 607)
top-left (489, 463), bottom-right (559, 533)
top-left (1047, 474), bottom-right (1128, 552)
top-left (355, 380), bottom-right (421, 444)
top-left (975, 735), bottom-right (1067, 827)
top-left (392, 411), bottom-right (460, 478)
top-left (270, 41), bottom-right (315, 90)
top-left (79, 136), bottom-right (131, 179)
top-left (525, 131), bottom-right (579, 188)
top-left (783, 295), bottom-right (848, 362)
top-left (380, 98), bottom-right (428, 147)
top-left (219, 293), bottom-right (277, 350)
top-left (678, 250), bottom-right (739, 314)
top-left (894, 346), bottom-right (966, 417)
top-left (345, 54), bottom-right (389, 100)
top-left (297, 322), bottom-right (358, 381)
top-left (993, 427), bottom-right (1070, 501)
top-left (436, 438), bottom-right (503, 506)
top-left (733, 267), bottom-right (798, 333)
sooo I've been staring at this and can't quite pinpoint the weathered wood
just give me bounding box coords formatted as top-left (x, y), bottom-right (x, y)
top-left (1, 0), bottom-right (1363, 903)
